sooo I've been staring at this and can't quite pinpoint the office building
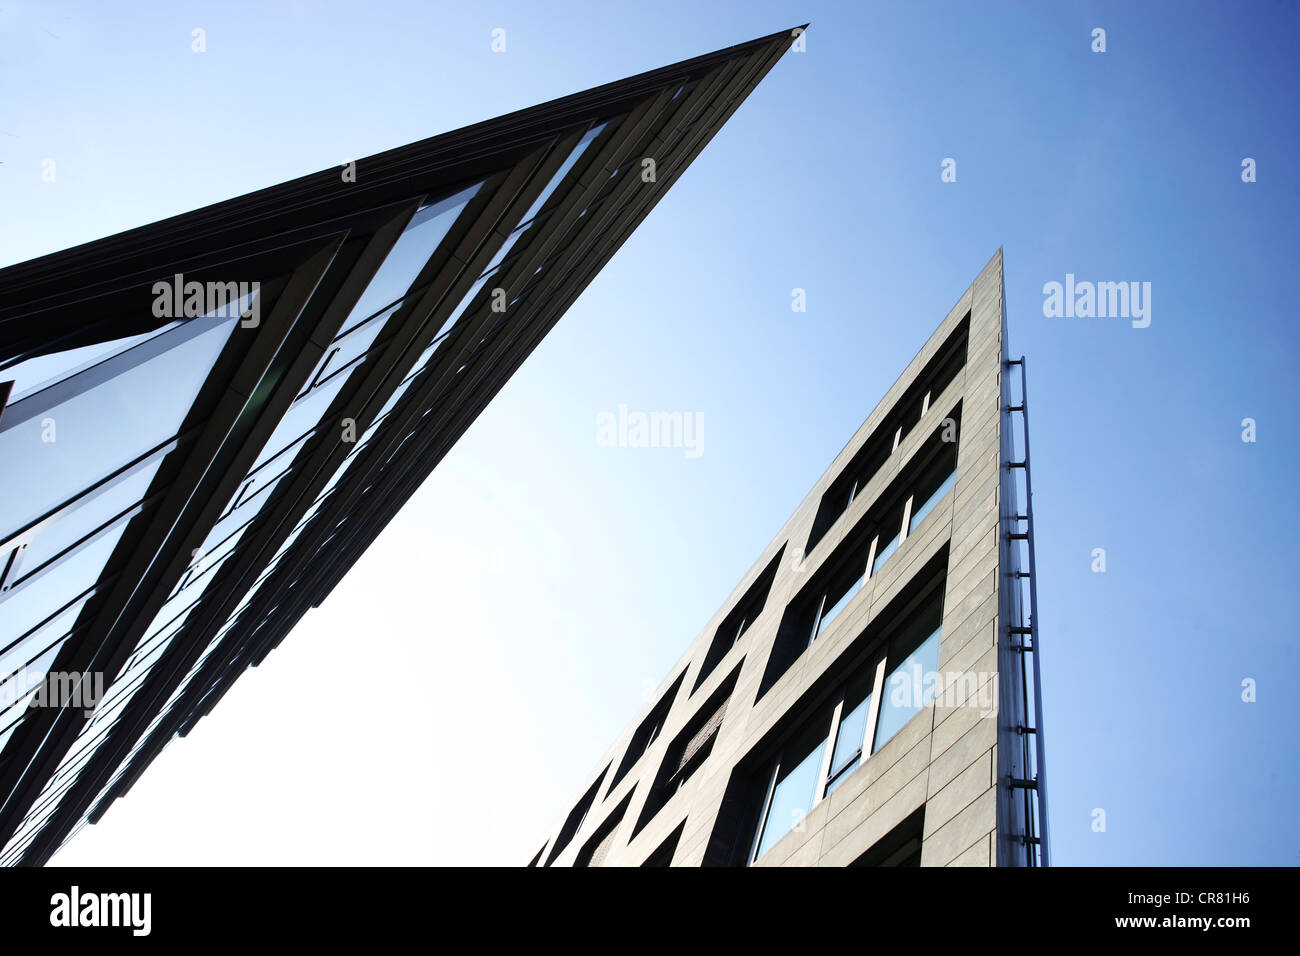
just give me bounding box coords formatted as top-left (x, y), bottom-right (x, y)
top-left (533, 250), bottom-right (1050, 867)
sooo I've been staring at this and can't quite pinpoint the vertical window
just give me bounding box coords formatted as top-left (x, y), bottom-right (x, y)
top-left (825, 672), bottom-right (875, 796)
top-left (870, 525), bottom-right (901, 576)
top-left (752, 732), bottom-right (826, 862)
top-left (908, 471), bottom-right (956, 533)
top-left (873, 626), bottom-right (941, 753)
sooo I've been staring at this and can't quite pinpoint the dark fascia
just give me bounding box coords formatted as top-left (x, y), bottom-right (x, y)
top-left (0, 25), bottom-right (805, 364)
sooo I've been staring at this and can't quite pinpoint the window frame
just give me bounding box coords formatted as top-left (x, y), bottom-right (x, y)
top-left (750, 607), bottom-right (945, 864)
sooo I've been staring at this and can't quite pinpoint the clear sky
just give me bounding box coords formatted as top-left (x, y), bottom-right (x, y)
top-left (3, 0), bottom-right (1296, 866)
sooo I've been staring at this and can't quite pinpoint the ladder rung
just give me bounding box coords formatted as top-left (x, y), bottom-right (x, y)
top-left (1012, 571), bottom-right (1031, 578)
top-left (1009, 626), bottom-right (1032, 634)
top-left (1016, 725), bottom-right (1037, 735)
top-left (1008, 777), bottom-right (1038, 790)
top-left (1006, 403), bottom-right (1025, 412)
top-left (1007, 532), bottom-right (1029, 541)
top-left (1008, 461), bottom-right (1027, 469)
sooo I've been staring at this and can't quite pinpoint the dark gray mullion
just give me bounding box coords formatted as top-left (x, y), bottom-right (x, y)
top-left (0, 236), bottom-right (347, 851)
top-left (0, 230), bottom-right (365, 858)
top-left (54, 151), bottom-right (568, 847)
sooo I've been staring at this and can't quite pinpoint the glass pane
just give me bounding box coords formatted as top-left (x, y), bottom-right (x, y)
top-left (824, 757), bottom-right (859, 796)
top-left (755, 737), bottom-right (826, 860)
top-left (0, 526), bottom-right (127, 654)
top-left (873, 627), bottom-right (942, 753)
top-left (514, 122), bottom-right (610, 230)
top-left (909, 471), bottom-right (956, 533)
top-left (15, 456), bottom-right (165, 580)
top-left (815, 574), bottom-right (863, 641)
top-left (0, 316), bottom-right (237, 542)
top-left (871, 532), bottom-right (900, 576)
top-left (247, 369), bottom-right (350, 472)
top-left (336, 182), bottom-right (482, 337)
top-left (0, 596), bottom-right (87, 687)
top-left (1, 322), bottom-right (183, 402)
top-left (831, 694), bottom-right (871, 775)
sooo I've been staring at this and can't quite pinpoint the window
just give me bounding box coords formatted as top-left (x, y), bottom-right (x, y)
top-left (849, 806), bottom-right (925, 867)
top-left (641, 822), bottom-right (685, 867)
top-left (873, 625), bottom-right (941, 753)
top-left (573, 792), bottom-right (631, 868)
top-left (760, 411), bottom-right (963, 699)
top-left (692, 549), bottom-right (782, 694)
top-left (907, 434), bottom-right (959, 534)
top-left (746, 588), bottom-right (945, 864)
top-left (609, 671), bottom-right (685, 790)
top-left (804, 315), bottom-right (969, 556)
top-left (543, 763), bottom-right (609, 866)
top-left (635, 665), bottom-right (739, 834)
top-left (825, 669), bottom-right (875, 795)
top-left (751, 726), bottom-right (825, 862)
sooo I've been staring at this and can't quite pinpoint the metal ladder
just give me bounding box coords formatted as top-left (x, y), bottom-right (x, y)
top-left (1004, 356), bottom-right (1050, 866)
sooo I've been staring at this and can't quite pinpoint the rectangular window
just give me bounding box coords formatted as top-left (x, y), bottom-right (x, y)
top-left (692, 550), bottom-right (782, 694)
top-left (803, 315), bottom-right (968, 557)
top-left (906, 423), bottom-right (960, 535)
top-left (871, 525), bottom-right (901, 577)
top-left (873, 625), bottom-right (941, 753)
top-left (825, 670), bottom-right (875, 795)
top-left (751, 731), bottom-right (825, 862)
top-left (908, 471), bottom-right (956, 533)
top-left (748, 587), bottom-right (945, 864)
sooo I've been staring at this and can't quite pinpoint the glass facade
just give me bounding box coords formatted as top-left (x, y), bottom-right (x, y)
top-left (0, 26), bottom-right (800, 865)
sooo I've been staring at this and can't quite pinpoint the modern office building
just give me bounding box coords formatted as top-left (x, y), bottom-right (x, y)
top-left (0, 28), bottom-right (801, 866)
top-left (534, 250), bottom-right (1050, 867)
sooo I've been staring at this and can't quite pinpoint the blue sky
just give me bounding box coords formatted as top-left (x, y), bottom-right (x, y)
top-left (3, 0), bottom-right (1297, 865)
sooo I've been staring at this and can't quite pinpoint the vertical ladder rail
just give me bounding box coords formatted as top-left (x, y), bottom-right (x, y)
top-left (1007, 356), bottom-right (1050, 866)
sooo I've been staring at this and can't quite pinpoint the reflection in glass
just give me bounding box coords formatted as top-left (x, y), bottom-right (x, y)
top-left (336, 182), bottom-right (482, 337)
top-left (908, 471), bottom-right (956, 533)
top-left (826, 692), bottom-right (872, 794)
top-left (755, 737), bottom-right (826, 861)
top-left (871, 531), bottom-right (899, 576)
top-left (0, 315), bottom-right (237, 542)
top-left (873, 627), bottom-right (942, 753)
top-left (811, 574), bottom-right (863, 644)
